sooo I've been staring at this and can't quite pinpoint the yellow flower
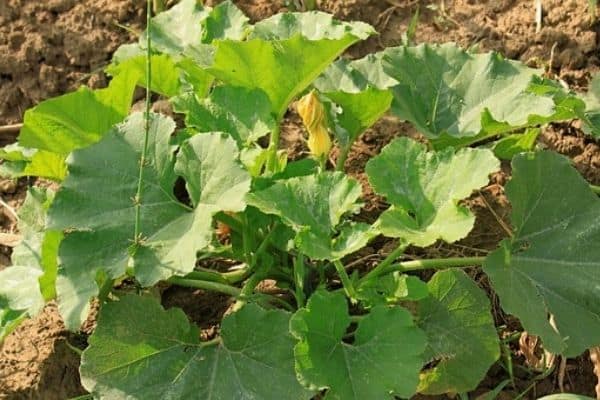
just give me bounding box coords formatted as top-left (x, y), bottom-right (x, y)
top-left (297, 90), bottom-right (332, 159)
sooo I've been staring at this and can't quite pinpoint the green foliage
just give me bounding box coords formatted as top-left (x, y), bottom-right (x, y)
top-left (48, 113), bottom-right (250, 329)
top-left (247, 172), bottom-right (373, 260)
top-left (6, 4), bottom-right (600, 398)
top-left (291, 290), bottom-right (427, 399)
top-left (172, 85), bottom-right (276, 146)
top-left (484, 151), bottom-right (600, 357)
top-left (381, 44), bottom-right (563, 146)
top-left (0, 187), bottom-right (60, 341)
top-left (366, 137), bottom-right (499, 246)
top-left (81, 296), bottom-right (310, 399)
top-left (417, 269), bottom-right (500, 394)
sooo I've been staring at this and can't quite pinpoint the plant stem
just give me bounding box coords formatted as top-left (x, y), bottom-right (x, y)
top-left (250, 222), bottom-right (279, 267)
top-left (168, 276), bottom-right (241, 297)
top-left (335, 145), bottom-right (350, 171)
top-left (133, 0), bottom-right (153, 250)
top-left (333, 260), bottom-right (357, 299)
top-left (591, 184), bottom-right (600, 195)
top-left (0, 123), bottom-right (22, 135)
top-left (199, 337), bottom-right (221, 348)
top-left (360, 242), bottom-right (408, 283)
top-left (231, 274), bottom-right (262, 312)
top-left (388, 256), bottom-right (485, 274)
top-left (267, 125), bottom-right (281, 173)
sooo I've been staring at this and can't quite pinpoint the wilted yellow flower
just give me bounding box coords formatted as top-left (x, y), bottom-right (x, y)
top-left (297, 90), bottom-right (332, 159)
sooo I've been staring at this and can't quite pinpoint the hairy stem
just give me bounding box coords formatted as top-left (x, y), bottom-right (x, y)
top-left (132, 0), bottom-right (153, 249)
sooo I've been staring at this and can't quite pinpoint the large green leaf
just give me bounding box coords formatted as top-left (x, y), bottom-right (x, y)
top-left (48, 113), bottom-right (250, 329)
top-left (484, 151), bottom-right (600, 356)
top-left (172, 85), bottom-right (275, 146)
top-left (208, 12), bottom-right (374, 119)
top-left (0, 146), bottom-right (67, 181)
top-left (417, 269), bottom-right (500, 394)
top-left (81, 296), bottom-right (311, 399)
top-left (201, 0), bottom-right (250, 43)
top-left (246, 172), bottom-right (372, 260)
top-left (290, 290), bottom-right (427, 399)
top-left (0, 188), bottom-right (61, 341)
top-left (382, 43), bottom-right (556, 143)
top-left (366, 137), bottom-right (499, 247)
top-left (19, 70), bottom-right (137, 154)
top-left (142, 0), bottom-right (210, 55)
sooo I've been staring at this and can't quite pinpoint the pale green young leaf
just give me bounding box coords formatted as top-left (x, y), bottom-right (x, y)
top-left (19, 70), bottom-right (137, 154)
top-left (484, 151), bottom-right (600, 357)
top-left (80, 296), bottom-right (311, 399)
top-left (201, 0), bottom-right (251, 43)
top-left (172, 86), bottom-right (275, 146)
top-left (290, 290), bottom-right (427, 399)
top-left (48, 113), bottom-right (250, 329)
top-left (106, 54), bottom-right (181, 97)
top-left (247, 172), bottom-right (372, 260)
top-left (382, 43), bottom-right (556, 144)
top-left (491, 128), bottom-right (540, 160)
top-left (366, 137), bottom-right (499, 247)
top-left (417, 269), bottom-right (500, 394)
top-left (209, 13), bottom-right (374, 118)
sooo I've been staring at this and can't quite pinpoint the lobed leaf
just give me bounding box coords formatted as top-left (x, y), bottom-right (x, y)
top-left (417, 269), bottom-right (500, 394)
top-left (81, 296), bottom-right (311, 399)
top-left (209, 12), bottom-right (374, 119)
top-left (48, 113), bottom-right (250, 330)
top-left (247, 172), bottom-right (373, 260)
top-left (366, 137), bottom-right (499, 247)
top-left (290, 290), bottom-right (427, 399)
top-left (382, 43), bottom-right (557, 145)
top-left (484, 151), bottom-right (600, 356)
top-left (172, 85), bottom-right (275, 146)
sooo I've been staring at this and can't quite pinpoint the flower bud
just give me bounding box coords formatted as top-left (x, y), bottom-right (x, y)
top-left (297, 90), bottom-right (332, 159)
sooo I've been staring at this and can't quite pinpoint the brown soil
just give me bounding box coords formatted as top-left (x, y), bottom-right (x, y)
top-left (1, 0), bottom-right (600, 399)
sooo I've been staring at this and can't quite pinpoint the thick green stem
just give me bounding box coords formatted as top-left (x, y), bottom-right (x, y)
top-left (333, 260), bottom-right (357, 299)
top-left (186, 267), bottom-right (249, 284)
top-left (168, 276), bottom-right (241, 297)
top-left (591, 184), bottom-right (600, 195)
top-left (231, 274), bottom-right (262, 312)
top-left (132, 0), bottom-right (153, 249)
top-left (335, 145), bottom-right (350, 171)
top-left (360, 242), bottom-right (408, 283)
top-left (388, 256), bottom-right (485, 274)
